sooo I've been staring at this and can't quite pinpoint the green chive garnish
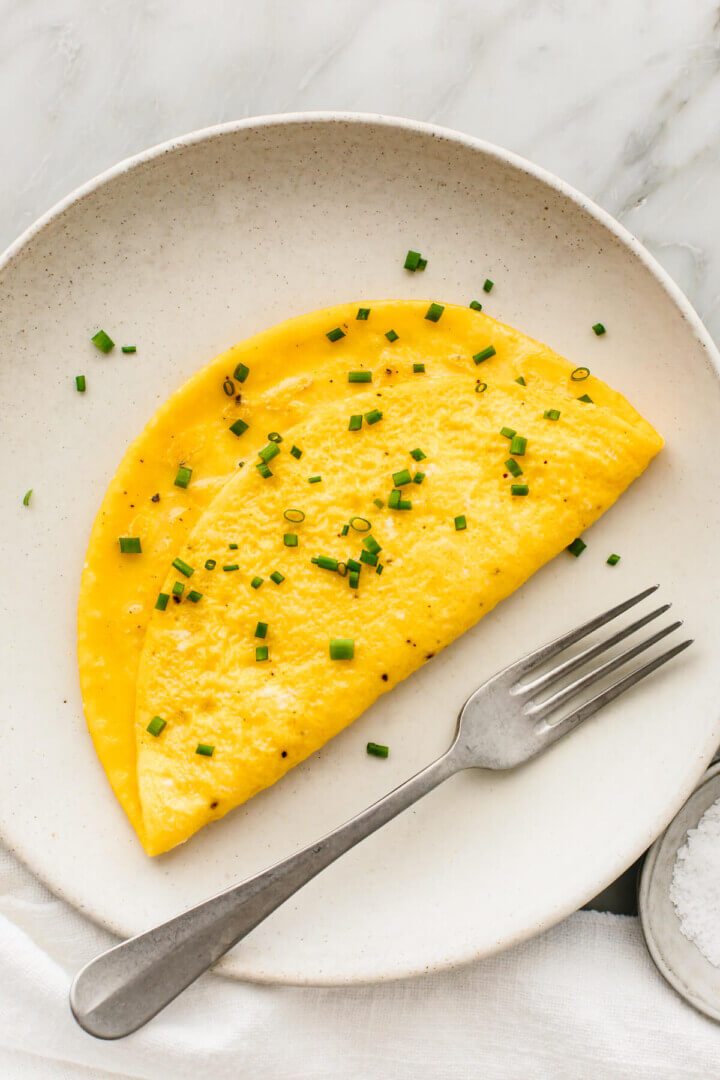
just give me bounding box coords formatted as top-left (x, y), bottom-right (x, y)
top-left (417, 257), bottom-right (427, 271)
top-left (357, 308), bottom-right (370, 320)
top-left (270, 571), bottom-right (285, 584)
top-left (373, 497), bottom-right (384, 508)
top-left (256, 462), bottom-right (273, 479)
top-left (413, 363), bottom-right (425, 373)
top-left (413, 471), bottom-right (425, 483)
top-left (155, 592), bottom-right (169, 610)
top-left (578, 393), bottom-right (593, 403)
top-left (327, 327), bottom-right (345, 342)
top-left (388, 490), bottom-right (400, 509)
top-left (174, 464), bottom-right (192, 488)
top-left (607, 553), bottom-right (621, 566)
top-left (349, 516), bottom-right (371, 532)
top-left (571, 367), bottom-right (590, 381)
top-left (515, 376), bottom-right (526, 386)
top-left (483, 279), bottom-right (494, 293)
top-left (404, 250), bottom-right (421, 271)
top-left (410, 448), bottom-right (426, 461)
top-left (592, 323), bottom-right (606, 336)
top-left (376, 564), bottom-right (384, 575)
top-left (251, 576), bottom-right (263, 588)
top-left (172, 581), bottom-right (184, 597)
top-left (259, 443), bottom-right (280, 464)
top-left (268, 432), bottom-right (283, 444)
top-left (290, 445), bottom-right (302, 459)
top-left (204, 559), bottom-right (216, 570)
top-left (255, 621), bottom-right (268, 638)
top-left (119, 537), bottom-right (142, 554)
top-left (505, 457), bottom-right (523, 478)
top-left (509, 435), bottom-right (527, 456)
top-left (346, 559), bottom-right (361, 572)
top-left (91, 330), bottom-right (114, 353)
top-left (469, 300), bottom-right (482, 311)
top-left (233, 362), bottom-right (250, 382)
top-left (341, 524), bottom-right (349, 536)
top-left (187, 589), bottom-right (202, 603)
top-left (425, 302), bottom-right (444, 322)
top-left (147, 716), bottom-right (166, 737)
top-left (363, 535), bottom-right (382, 554)
top-left (360, 549), bottom-right (378, 566)
top-left (229, 418), bottom-right (249, 437)
top-left (329, 638), bottom-right (355, 660)
top-left (348, 370), bottom-right (372, 383)
top-left (398, 498), bottom-right (412, 510)
top-left (223, 379), bottom-right (234, 396)
top-left (196, 743), bottom-right (214, 757)
top-left (385, 330), bottom-right (398, 342)
top-left (22, 489), bottom-right (32, 506)
top-left (229, 543), bottom-right (238, 550)
top-left (284, 509), bottom-right (305, 523)
top-left (567, 538), bottom-right (587, 557)
top-left (75, 375), bottom-right (86, 392)
top-left (365, 409), bottom-right (382, 424)
top-left (349, 414), bottom-right (363, 430)
top-left (122, 345), bottom-right (136, 354)
top-left (172, 557), bottom-right (194, 577)
top-left (314, 555), bottom-right (339, 571)
top-left (348, 570), bottom-right (360, 588)
top-left (392, 468), bottom-right (412, 487)
top-left (308, 475), bottom-right (322, 484)
top-left (474, 345), bottom-right (496, 364)
top-left (284, 533), bottom-right (298, 546)
top-left (454, 515), bottom-right (467, 531)
top-left (475, 382), bottom-right (487, 393)
top-left (223, 563), bottom-right (239, 572)
top-left (500, 427), bottom-right (516, 439)
top-left (511, 484), bottom-right (529, 496)
top-left (255, 645), bottom-right (269, 661)
top-left (544, 409), bottom-right (561, 420)
top-left (367, 742), bottom-right (389, 758)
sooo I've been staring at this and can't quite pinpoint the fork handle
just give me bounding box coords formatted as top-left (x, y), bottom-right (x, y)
top-left (70, 748), bottom-right (461, 1039)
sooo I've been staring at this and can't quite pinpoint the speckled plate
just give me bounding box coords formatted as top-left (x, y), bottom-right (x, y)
top-left (1, 113), bottom-right (719, 986)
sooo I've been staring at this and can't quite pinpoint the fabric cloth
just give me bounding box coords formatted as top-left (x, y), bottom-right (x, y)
top-left (1, 844), bottom-right (719, 1080)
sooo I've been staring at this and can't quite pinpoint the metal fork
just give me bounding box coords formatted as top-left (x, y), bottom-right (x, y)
top-left (71, 586), bottom-right (691, 1039)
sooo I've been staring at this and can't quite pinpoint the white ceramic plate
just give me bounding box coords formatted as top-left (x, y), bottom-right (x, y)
top-left (1, 113), bottom-right (719, 986)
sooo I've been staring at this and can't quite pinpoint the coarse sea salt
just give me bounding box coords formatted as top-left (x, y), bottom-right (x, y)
top-left (669, 796), bottom-right (720, 966)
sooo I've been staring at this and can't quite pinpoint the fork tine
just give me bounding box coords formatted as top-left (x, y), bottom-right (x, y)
top-left (508, 585), bottom-right (659, 679)
top-left (517, 603), bottom-right (671, 697)
top-left (526, 621), bottom-right (682, 721)
top-left (536, 638), bottom-right (693, 748)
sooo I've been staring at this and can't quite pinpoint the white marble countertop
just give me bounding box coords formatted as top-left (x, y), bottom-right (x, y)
top-left (2, 0), bottom-right (719, 343)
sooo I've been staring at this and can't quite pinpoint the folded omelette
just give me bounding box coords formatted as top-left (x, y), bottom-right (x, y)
top-left (77, 301), bottom-right (663, 854)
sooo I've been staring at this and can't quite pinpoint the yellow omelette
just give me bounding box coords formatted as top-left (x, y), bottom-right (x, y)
top-left (77, 301), bottom-right (662, 854)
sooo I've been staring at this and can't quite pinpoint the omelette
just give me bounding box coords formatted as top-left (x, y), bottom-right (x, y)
top-left (78, 300), bottom-right (663, 855)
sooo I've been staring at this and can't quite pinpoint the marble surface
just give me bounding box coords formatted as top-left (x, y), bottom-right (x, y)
top-left (2, 0), bottom-right (720, 347)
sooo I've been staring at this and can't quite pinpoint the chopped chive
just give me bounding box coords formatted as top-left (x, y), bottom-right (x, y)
top-left (505, 457), bottom-right (523, 478)
top-left (515, 376), bottom-right (526, 386)
top-left (204, 559), bottom-right (216, 570)
top-left (410, 448), bottom-right (426, 461)
top-left (315, 555), bottom-right (339, 571)
top-left (367, 742), bottom-right (389, 758)
top-left (223, 379), bottom-right (235, 396)
top-left (308, 475), bottom-right (322, 484)
top-left (284, 508), bottom-right (305, 523)
top-left (483, 279), bottom-right (494, 293)
top-left (187, 589), bottom-right (202, 603)
top-left (345, 558), bottom-right (361, 573)
top-left (417, 257), bottom-right (427, 271)
top-left (571, 366), bottom-right (590, 381)
top-left (365, 409), bottom-right (382, 424)
top-left (607, 553), bottom-right (621, 566)
top-left (544, 409), bottom-right (561, 420)
top-left (147, 716), bottom-right (166, 737)
top-left (268, 432), bottom-right (283, 444)
top-left (567, 538), bottom-right (587, 557)
top-left (578, 393), bottom-right (593, 403)
top-left (259, 442), bottom-right (280, 464)
top-left (75, 375), bottom-right (86, 392)
top-left (329, 637), bottom-right (354, 660)
top-left (270, 571), bottom-right (285, 584)
top-left (196, 743), bottom-right (214, 757)
top-left (255, 645), bottom-right (269, 661)
top-left (119, 537), bottom-right (142, 554)
top-left (349, 516), bottom-right (371, 532)
top-left (404, 249), bottom-right (421, 271)
top-left (233, 362), bottom-right (250, 382)
top-left (341, 524), bottom-right (349, 536)
top-left (22, 489), bottom-right (32, 506)
top-left (454, 515), bottom-right (467, 531)
top-left (336, 561), bottom-right (348, 576)
top-left (376, 563), bottom-right (384, 575)
top-left (413, 363), bottom-right (425, 373)
top-left (349, 414), bottom-right (363, 431)
top-left (284, 533), bottom-right (298, 547)
top-left (388, 490), bottom-right (400, 509)
top-left (91, 329), bottom-right (114, 353)
top-left (469, 300), bottom-right (482, 311)
top-left (223, 563), bottom-right (239, 572)
top-left (363, 535), bottom-right (382, 554)
top-left (475, 381), bottom-right (487, 393)
top-left (348, 570), bottom-right (360, 589)
top-left (360, 549), bottom-right (378, 566)
top-left (357, 307), bottom-right (371, 320)
top-left (255, 621), bottom-right (268, 638)
top-left (348, 370), bottom-right (372, 383)
top-left (592, 323), bottom-right (606, 336)
top-left (373, 497), bottom-right (384, 508)
top-left (172, 557), bottom-right (194, 577)
top-left (500, 427), bottom-right (516, 439)
top-left (509, 435), bottom-right (527, 456)
top-left (425, 302), bottom-right (444, 322)
top-left (474, 345), bottom-right (496, 364)
top-left (121, 345), bottom-right (136, 354)
top-left (251, 576), bottom-right (263, 589)
top-left (392, 468), bottom-right (412, 487)
top-left (155, 592), bottom-right (169, 611)
top-left (398, 498), bottom-right (412, 510)
top-left (172, 581), bottom-right (184, 597)
top-left (174, 464), bottom-right (193, 488)
top-left (327, 327), bottom-right (345, 342)
top-left (413, 471), bottom-right (425, 484)
top-left (511, 484), bottom-right (529, 496)
top-left (256, 462), bottom-right (273, 479)
top-left (385, 330), bottom-right (399, 342)
top-left (229, 543), bottom-right (238, 550)
top-left (290, 445), bottom-right (302, 459)
top-left (229, 418), bottom-right (249, 437)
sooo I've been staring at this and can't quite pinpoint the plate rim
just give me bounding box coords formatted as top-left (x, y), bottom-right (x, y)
top-left (2, 110), bottom-right (720, 985)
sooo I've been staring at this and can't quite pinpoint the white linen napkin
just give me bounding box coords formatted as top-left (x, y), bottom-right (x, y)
top-left (1, 843), bottom-right (718, 1080)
